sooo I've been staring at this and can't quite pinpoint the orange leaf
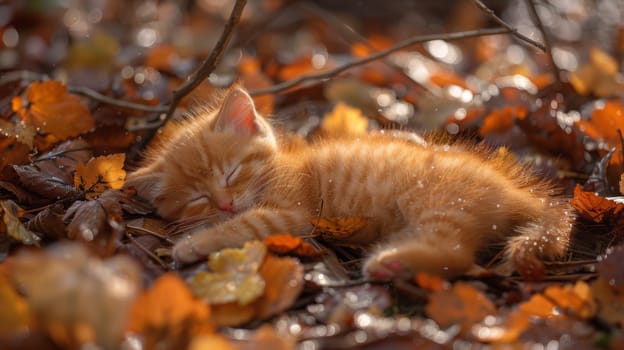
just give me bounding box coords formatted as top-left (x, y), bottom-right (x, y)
top-left (479, 106), bottom-right (527, 137)
top-left (12, 81), bottom-right (95, 140)
top-left (255, 255), bottom-right (304, 319)
top-left (74, 154), bottom-right (127, 199)
top-left (311, 216), bottom-right (368, 239)
top-left (321, 103), bottom-right (368, 137)
top-left (570, 184), bottom-right (624, 223)
top-left (0, 265), bottom-right (30, 338)
top-left (264, 233), bottom-right (302, 255)
top-left (576, 99), bottom-right (624, 147)
top-left (425, 282), bottom-right (496, 334)
top-left (414, 272), bottom-right (449, 292)
top-left (293, 241), bottom-right (325, 258)
top-left (126, 273), bottom-right (213, 348)
top-left (519, 281), bottom-right (596, 319)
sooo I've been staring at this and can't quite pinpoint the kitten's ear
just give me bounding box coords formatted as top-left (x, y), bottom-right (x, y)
top-left (214, 88), bottom-right (258, 135)
top-left (124, 166), bottom-right (164, 202)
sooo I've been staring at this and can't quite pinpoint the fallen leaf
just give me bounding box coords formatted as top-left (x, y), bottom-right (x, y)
top-left (320, 103), bottom-right (368, 137)
top-left (519, 281), bottom-right (596, 319)
top-left (0, 136), bottom-right (30, 173)
top-left (0, 263), bottom-right (30, 338)
top-left (12, 80), bottom-right (95, 140)
top-left (74, 154), bottom-right (126, 200)
top-left (590, 277), bottom-right (624, 327)
top-left (13, 164), bottom-right (81, 201)
top-left (264, 233), bottom-right (302, 255)
top-left (127, 273), bottom-right (213, 350)
top-left (479, 106), bottom-right (527, 137)
top-left (63, 190), bottom-right (123, 255)
top-left (255, 254), bottom-right (304, 319)
top-left (311, 216), bottom-right (368, 239)
top-left (188, 333), bottom-right (236, 350)
top-left (26, 203), bottom-right (67, 240)
top-left (414, 272), bottom-right (449, 292)
top-left (0, 200), bottom-right (41, 245)
top-left (576, 99), bottom-right (624, 147)
top-left (570, 184), bottom-right (624, 223)
top-left (10, 242), bottom-right (140, 349)
top-left (471, 309), bottom-right (530, 343)
top-left (0, 120), bottom-right (36, 149)
top-left (425, 282), bottom-right (496, 334)
top-left (189, 241), bottom-right (266, 305)
top-left (569, 48), bottom-right (624, 97)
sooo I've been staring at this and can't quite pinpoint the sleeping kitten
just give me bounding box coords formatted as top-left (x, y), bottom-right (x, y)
top-left (125, 87), bottom-right (574, 280)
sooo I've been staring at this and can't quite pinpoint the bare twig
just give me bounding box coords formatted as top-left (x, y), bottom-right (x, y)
top-left (133, 0), bottom-right (247, 154)
top-left (298, 1), bottom-right (438, 96)
top-left (0, 70), bottom-right (168, 113)
top-left (125, 232), bottom-right (169, 270)
top-left (68, 86), bottom-right (168, 113)
top-left (525, 0), bottom-right (562, 85)
top-left (249, 27), bottom-right (511, 96)
top-left (472, 0), bottom-right (546, 52)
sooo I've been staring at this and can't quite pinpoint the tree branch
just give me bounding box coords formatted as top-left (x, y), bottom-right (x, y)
top-left (472, 0), bottom-right (546, 52)
top-left (68, 86), bottom-right (168, 113)
top-left (134, 0), bottom-right (247, 152)
top-left (249, 27), bottom-right (511, 97)
top-left (525, 0), bottom-right (562, 85)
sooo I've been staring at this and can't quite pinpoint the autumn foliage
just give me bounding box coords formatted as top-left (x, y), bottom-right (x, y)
top-left (0, 1), bottom-right (624, 349)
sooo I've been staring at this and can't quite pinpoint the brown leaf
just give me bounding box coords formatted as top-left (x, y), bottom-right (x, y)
top-left (576, 99), bottom-right (624, 147)
top-left (414, 272), bottom-right (449, 292)
top-left (255, 254), bottom-right (304, 320)
top-left (11, 80), bottom-right (95, 140)
top-left (425, 282), bottom-right (496, 334)
top-left (26, 203), bottom-right (67, 240)
top-left (126, 273), bottom-right (213, 350)
top-left (570, 184), bottom-right (624, 223)
top-left (311, 216), bottom-right (368, 239)
top-left (10, 242), bottom-right (141, 349)
top-left (0, 136), bottom-right (30, 173)
top-left (13, 164), bottom-right (81, 201)
top-left (596, 244), bottom-right (624, 289)
top-left (0, 119), bottom-right (36, 149)
top-left (74, 154), bottom-right (126, 200)
top-left (63, 190), bottom-right (123, 255)
top-left (34, 138), bottom-right (92, 185)
top-left (264, 233), bottom-right (302, 255)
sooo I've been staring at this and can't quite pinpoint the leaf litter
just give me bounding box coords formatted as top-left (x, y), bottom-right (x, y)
top-left (0, 1), bottom-right (623, 349)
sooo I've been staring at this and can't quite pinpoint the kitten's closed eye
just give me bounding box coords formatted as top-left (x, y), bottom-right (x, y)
top-left (224, 164), bottom-right (241, 186)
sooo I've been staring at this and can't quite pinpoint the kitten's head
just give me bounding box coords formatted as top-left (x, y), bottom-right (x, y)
top-left (126, 87), bottom-right (277, 223)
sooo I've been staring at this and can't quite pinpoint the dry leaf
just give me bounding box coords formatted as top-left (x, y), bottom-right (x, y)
top-left (189, 241), bottom-right (266, 305)
top-left (10, 242), bottom-right (140, 349)
top-left (0, 264), bottom-right (30, 338)
top-left (255, 254), bottom-right (304, 319)
top-left (570, 184), bottom-right (624, 223)
top-left (569, 48), bottom-right (624, 97)
top-left (576, 99), bottom-right (624, 147)
top-left (311, 216), bottom-right (368, 239)
top-left (13, 164), bottom-right (81, 200)
top-left (0, 200), bottom-right (41, 245)
top-left (479, 106), bottom-right (527, 136)
top-left (471, 309), bottom-right (530, 343)
top-left (519, 281), bottom-right (596, 319)
top-left (63, 190), bottom-right (123, 255)
top-left (425, 282), bottom-right (496, 334)
top-left (11, 80), bottom-right (95, 140)
top-left (596, 244), bottom-right (624, 289)
top-left (0, 120), bottom-right (36, 149)
top-left (264, 233), bottom-right (302, 255)
top-left (126, 273), bottom-right (213, 350)
top-left (0, 136), bottom-right (30, 172)
top-left (414, 272), bottom-right (449, 292)
top-left (188, 333), bottom-right (236, 350)
top-left (320, 103), bottom-right (368, 137)
top-left (74, 154), bottom-right (126, 200)
top-left (590, 277), bottom-right (624, 327)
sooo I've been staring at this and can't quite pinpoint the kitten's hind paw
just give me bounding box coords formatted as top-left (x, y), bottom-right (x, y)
top-left (171, 234), bottom-right (210, 264)
top-left (362, 242), bottom-right (474, 281)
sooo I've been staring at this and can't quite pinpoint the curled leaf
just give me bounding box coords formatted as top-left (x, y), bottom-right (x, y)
top-left (0, 200), bottom-right (40, 245)
top-left (311, 216), bottom-right (368, 239)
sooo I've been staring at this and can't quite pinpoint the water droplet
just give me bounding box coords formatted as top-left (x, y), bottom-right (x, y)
top-left (328, 179), bottom-right (333, 183)
top-left (492, 225), bottom-right (497, 230)
top-left (453, 244), bottom-right (461, 250)
top-left (297, 201), bottom-right (301, 206)
top-left (495, 203), bottom-right (501, 208)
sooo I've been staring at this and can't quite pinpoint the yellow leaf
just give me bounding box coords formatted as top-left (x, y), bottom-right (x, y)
top-left (74, 154), bottom-right (126, 199)
top-left (311, 216), bottom-right (368, 239)
top-left (189, 241), bottom-right (266, 305)
top-left (321, 103), bottom-right (368, 136)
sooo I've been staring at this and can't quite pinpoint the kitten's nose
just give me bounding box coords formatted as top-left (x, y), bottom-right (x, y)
top-left (218, 200), bottom-right (235, 213)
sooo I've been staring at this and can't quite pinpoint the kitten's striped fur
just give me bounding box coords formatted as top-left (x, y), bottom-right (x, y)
top-left (126, 87), bottom-right (574, 280)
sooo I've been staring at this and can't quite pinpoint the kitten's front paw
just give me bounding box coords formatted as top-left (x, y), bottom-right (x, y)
top-left (172, 235), bottom-right (207, 264)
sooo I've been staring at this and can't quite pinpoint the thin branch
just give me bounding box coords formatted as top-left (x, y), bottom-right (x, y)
top-left (132, 0), bottom-right (247, 154)
top-left (525, 0), bottom-right (562, 85)
top-left (472, 0), bottom-right (546, 52)
top-left (125, 232), bottom-right (169, 270)
top-left (0, 70), bottom-right (168, 113)
top-left (249, 27), bottom-right (511, 97)
top-left (68, 86), bottom-right (168, 113)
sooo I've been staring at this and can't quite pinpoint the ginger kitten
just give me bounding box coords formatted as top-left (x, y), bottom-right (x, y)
top-left (125, 87), bottom-right (574, 280)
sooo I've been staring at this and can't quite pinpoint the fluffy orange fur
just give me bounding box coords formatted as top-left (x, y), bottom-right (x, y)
top-left (125, 87), bottom-right (574, 280)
